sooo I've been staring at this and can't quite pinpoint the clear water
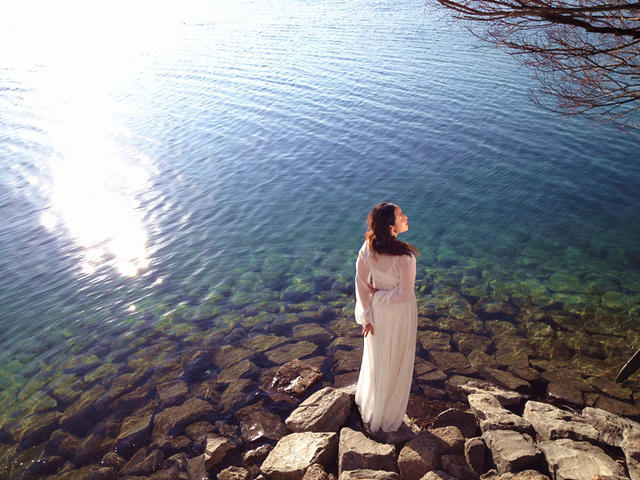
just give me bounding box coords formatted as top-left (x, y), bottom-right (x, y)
top-left (1, 0), bottom-right (639, 434)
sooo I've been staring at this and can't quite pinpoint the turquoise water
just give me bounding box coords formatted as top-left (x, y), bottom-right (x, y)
top-left (1, 0), bottom-right (640, 459)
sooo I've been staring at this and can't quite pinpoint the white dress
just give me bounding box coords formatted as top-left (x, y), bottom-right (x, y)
top-left (354, 242), bottom-right (417, 432)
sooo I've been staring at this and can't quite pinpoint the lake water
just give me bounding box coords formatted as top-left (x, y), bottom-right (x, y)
top-left (1, 0), bottom-right (640, 474)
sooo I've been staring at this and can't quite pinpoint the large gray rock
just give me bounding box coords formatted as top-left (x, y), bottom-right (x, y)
top-left (339, 427), bottom-right (397, 475)
top-left (261, 432), bottom-right (338, 480)
top-left (482, 430), bottom-right (543, 474)
top-left (538, 438), bottom-right (627, 480)
top-left (468, 393), bottom-right (532, 433)
top-left (286, 387), bottom-right (352, 433)
top-left (523, 401), bottom-right (598, 442)
top-left (580, 406), bottom-right (640, 447)
top-left (398, 433), bottom-right (442, 480)
top-left (457, 379), bottom-right (527, 408)
top-left (339, 470), bottom-right (400, 480)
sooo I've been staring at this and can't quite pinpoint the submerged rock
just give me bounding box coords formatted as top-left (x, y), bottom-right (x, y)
top-left (237, 404), bottom-right (288, 443)
top-left (152, 398), bottom-right (215, 439)
top-left (120, 446), bottom-right (164, 476)
top-left (220, 378), bottom-right (258, 413)
top-left (266, 359), bottom-right (323, 397)
top-left (261, 432), bottom-right (338, 480)
top-left (293, 324), bottom-right (334, 347)
top-left (266, 342), bottom-right (319, 365)
top-left (204, 435), bottom-right (237, 471)
top-left (286, 387), bottom-right (352, 433)
top-left (156, 379), bottom-right (189, 408)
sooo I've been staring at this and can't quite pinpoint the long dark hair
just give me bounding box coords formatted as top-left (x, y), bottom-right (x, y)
top-left (365, 202), bottom-right (419, 257)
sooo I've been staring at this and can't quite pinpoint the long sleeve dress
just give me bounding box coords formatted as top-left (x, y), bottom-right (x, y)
top-left (354, 241), bottom-right (418, 433)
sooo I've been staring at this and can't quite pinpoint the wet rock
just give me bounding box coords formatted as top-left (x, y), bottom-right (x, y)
top-left (46, 465), bottom-right (117, 480)
top-left (580, 406), bottom-right (640, 448)
top-left (184, 421), bottom-right (215, 446)
top-left (116, 409), bottom-right (153, 458)
top-left (302, 463), bottom-right (333, 480)
top-left (429, 351), bottom-right (472, 374)
top-left (156, 380), bottom-right (188, 408)
top-left (120, 447), bottom-right (165, 476)
top-left (286, 387), bottom-right (352, 433)
top-left (244, 444), bottom-right (274, 465)
top-left (261, 432), bottom-right (338, 479)
top-left (152, 398), bottom-right (215, 439)
top-left (101, 451), bottom-right (127, 470)
top-left (45, 429), bottom-right (80, 458)
top-left (538, 438), bottom-right (626, 480)
top-left (418, 331), bottom-right (452, 352)
top-left (339, 470), bottom-right (400, 480)
top-left (218, 359), bottom-right (261, 385)
top-left (266, 342), bottom-right (319, 365)
top-left (467, 393), bottom-right (532, 433)
top-left (18, 454), bottom-right (65, 479)
top-left (334, 372), bottom-right (360, 388)
top-left (523, 401), bottom-right (598, 443)
top-left (465, 437), bottom-right (487, 475)
top-left (417, 369), bottom-right (448, 384)
top-left (494, 343), bottom-right (531, 370)
top-left (441, 453), bottom-right (478, 480)
top-left (547, 382), bottom-right (584, 407)
top-left (59, 384), bottom-right (107, 436)
top-left (151, 465), bottom-right (189, 480)
top-left (218, 466), bottom-right (250, 480)
top-left (266, 359), bottom-right (323, 397)
top-left (244, 334), bottom-right (290, 353)
top-left (482, 430), bottom-right (542, 474)
top-left (203, 435), bottom-right (237, 470)
top-left (111, 382), bottom-right (155, 412)
top-left (339, 427), bottom-right (397, 475)
top-left (333, 349), bottom-right (363, 374)
top-left (16, 411), bottom-right (60, 451)
top-left (186, 454), bottom-right (208, 480)
top-left (216, 346), bottom-right (254, 369)
top-left (584, 393), bottom-right (640, 417)
top-left (454, 334), bottom-right (494, 355)
top-left (432, 408), bottom-right (478, 438)
top-left (398, 433), bottom-right (441, 480)
top-left (329, 337), bottom-right (363, 352)
top-left (75, 432), bottom-right (114, 465)
top-left (293, 324), bottom-right (334, 346)
top-left (220, 378), bottom-right (258, 413)
top-left (457, 380), bottom-right (527, 408)
top-left (483, 369), bottom-right (530, 393)
top-left (237, 404), bottom-right (288, 443)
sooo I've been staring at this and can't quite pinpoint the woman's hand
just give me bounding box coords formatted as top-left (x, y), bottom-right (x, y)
top-left (362, 323), bottom-right (374, 337)
top-left (367, 284), bottom-right (379, 295)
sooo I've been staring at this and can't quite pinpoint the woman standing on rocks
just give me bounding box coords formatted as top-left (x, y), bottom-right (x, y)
top-left (355, 202), bottom-right (418, 433)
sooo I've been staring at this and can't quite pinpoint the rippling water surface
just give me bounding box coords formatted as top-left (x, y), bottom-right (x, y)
top-left (1, 0), bottom-right (640, 469)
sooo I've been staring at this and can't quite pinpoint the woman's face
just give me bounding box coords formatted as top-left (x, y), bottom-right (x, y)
top-left (391, 206), bottom-right (409, 237)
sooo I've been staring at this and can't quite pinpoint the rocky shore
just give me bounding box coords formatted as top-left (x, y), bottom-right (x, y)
top-left (1, 290), bottom-right (639, 480)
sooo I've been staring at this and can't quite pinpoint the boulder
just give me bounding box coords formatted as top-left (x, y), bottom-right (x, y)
top-left (339, 470), bottom-right (401, 480)
top-left (495, 470), bottom-right (551, 480)
top-left (333, 349), bottom-right (363, 374)
top-left (156, 380), bottom-right (188, 408)
top-left (538, 438), bottom-right (627, 480)
top-left (623, 428), bottom-right (640, 480)
top-left (483, 368), bottom-right (530, 393)
top-left (218, 359), bottom-right (260, 385)
top-left (467, 393), bottom-right (532, 433)
top-left (203, 435), bottom-right (236, 471)
top-left (152, 398), bottom-right (215, 438)
top-left (243, 445), bottom-right (274, 465)
top-left (398, 433), bottom-right (442, 480)
top-left (293, 324), bottom-right (334, 346)
top-left (432, 408), bottom-right (478, 438)
top-left (546, 382), bottom-right (584, 407)
top-left (457, 380), bottom-right (527, 408)
top-left (523, 401), bottom-right (598, 443)
top-left (267, 359), bottom-right (323, 397)
top-left (429, 351), bottom-right (472, 374)
top-left (286, 387), bottom-right (352, 433)
top-left (218, 466), bottom-right (250, 480)
top-left (265, 342), bottom-right (319, 365)
top-left (580, 406), bottom-right (640, 448)
top-left (237, 405), bottom-right (288, 443)
top-left (584, 394), bottom-right (640, 417)
top-left (16, 411), bottom-right (60, 451)
top-left (339, 427), bottom-right (397, 475)
top-left (115, 410), bottom-right (153, 458)
top-left (187, 454), bottom-right (208, 480)
top-left (419, 471), bottom-right (458, 480)
top-left (465, 437), bottom-right (487, 475)
top-left (219, 379), bottom-right (258, 413)
top-left (441, 453), bottom-right (478, 480)
top-left (481, 430), bottom-right (543, 474)
top-left (260, 432), bottom-right (338, 480)
top-left (429, 426), bottom-right (465, 455)
top-left (59, 385), bottom-right (107, 436)
top-left (120, 447), bottom-right (165, 476)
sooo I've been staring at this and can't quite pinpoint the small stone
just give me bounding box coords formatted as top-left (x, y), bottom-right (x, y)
top-left (218, 465), bottom-right (250, 480)
top-left (432, 408), bottom-right (478, 438)
top-left (339, 427), bottom-right (397, 475)
top-left (465, 437), bottom-right (487, 475)
top-left (482, 430), bottom-right (542, 474)
top-left (203, 435), bottom-right (236, 471)
top-left (286, 387), bottom-right (352, 433)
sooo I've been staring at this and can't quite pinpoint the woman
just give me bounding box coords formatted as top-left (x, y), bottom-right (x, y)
top-left (354, 202), bottom-right (418, 433)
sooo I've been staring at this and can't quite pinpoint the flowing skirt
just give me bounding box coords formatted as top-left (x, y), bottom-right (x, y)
top-left (355, 296), bottom-right (417, 432)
